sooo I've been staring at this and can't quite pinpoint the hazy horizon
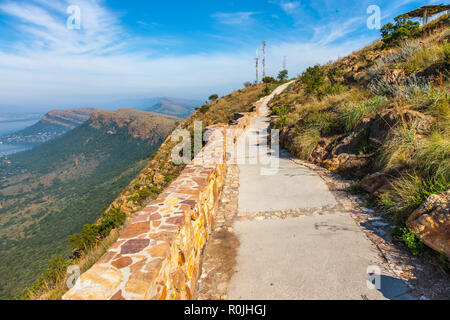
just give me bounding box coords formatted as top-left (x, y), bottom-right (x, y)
top-left (0, 0), bottom-right (434, 112)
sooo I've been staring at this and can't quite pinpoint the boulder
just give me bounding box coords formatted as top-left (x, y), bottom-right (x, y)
top-left (360, 172), bottom-right (390, 194)
top-left (407, 191), bottom-right (450, 257)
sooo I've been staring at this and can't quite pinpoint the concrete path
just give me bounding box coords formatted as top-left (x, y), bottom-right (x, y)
top-left (226, 83), bottom-right (414, 300)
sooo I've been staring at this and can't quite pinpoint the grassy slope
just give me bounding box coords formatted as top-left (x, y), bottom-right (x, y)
top-left (269, 15), bottom-right (449, 228)
top-left (0, 110), bottom-right (179, 299)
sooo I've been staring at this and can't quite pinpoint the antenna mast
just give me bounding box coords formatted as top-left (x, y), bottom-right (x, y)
top-left (262, 41), bottom-right (266, 79)
top-left (255, 49), bottom-right (259, 84)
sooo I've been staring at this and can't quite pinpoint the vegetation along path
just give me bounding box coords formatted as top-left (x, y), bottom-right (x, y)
top-left (198, 82), bottom-right (415, 300)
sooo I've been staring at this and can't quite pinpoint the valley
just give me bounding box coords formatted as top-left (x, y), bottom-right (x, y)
top-left (0, 109), bottom-right (179, 299)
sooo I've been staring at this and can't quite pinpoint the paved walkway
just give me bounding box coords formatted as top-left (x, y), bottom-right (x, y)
top-left (197, 83), bottom-right (414, 300)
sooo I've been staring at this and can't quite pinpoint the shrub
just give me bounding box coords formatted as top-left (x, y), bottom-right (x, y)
top-left (401, 228), bottom-right (424, 256)
top-left (302, 65), bottom-right (325, 96)
top-left (327, 67), bottom-right (342, 84)
top-left (414, 131), bottom-right (450, 182)
top-left (304, 110), bottom-right (341, 135)
top-left (381, 14), bottom-right (420, 47)
top-left (379, 126), bottom-right (416, 169)
top-left (379, 174), bottom-right (449, 223)
top-left (24, 255), bottom-right (72, 299)
top-left (68, 224), bottom-right (98, 252)
top-left (209, 94), bottom-right (219, 101)
top-left (277, 70), bottom-right (289, 82)
top-left (322, 83), bottom-right (344, 96)
top-left (275, 115), bottom-right (288, 130)
top-left (97, 208), bottom-right (127, 238)
top-left (200, 104), bottom-right (210, 113)
top-left (68, 208), bottom-right (126, 253)
top-left (368, 74), bottom-right (431, 97)
top-left (263, 76), bottom-right (276, 84)
top-left (272, 105), bottom-right (289, 117)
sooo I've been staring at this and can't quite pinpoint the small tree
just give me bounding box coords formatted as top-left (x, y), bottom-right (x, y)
top-left (381, 14), bottom-right (420, 47)
top-left (263, 76), bottom-right (276, 84)
top-left (277, 70), bottom-right (289, 82)
top-left (243, 81), bottom-right (252, 88)
top-left (208, 94), bottom-right (219, 101)
top-left (302, 65), bottom-right (325, 96)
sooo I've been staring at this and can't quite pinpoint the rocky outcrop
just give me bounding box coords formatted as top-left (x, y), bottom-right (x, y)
top-left (305, 108), bottom-right (434, 179)
top-left (42, 108), bottom-right (95, 128)
top-left (407, 191), bottom-right (450, 257)
top-left (360, 172), bottom-right (391, 194)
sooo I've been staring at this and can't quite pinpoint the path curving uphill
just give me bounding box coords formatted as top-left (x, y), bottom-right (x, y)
top-left (197, 81), bottom-right (414, 300)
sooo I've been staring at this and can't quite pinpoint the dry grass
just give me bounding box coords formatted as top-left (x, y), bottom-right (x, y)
top-left (291, 128), bottom-right (321, 160)
top-left (401, 42), bottom-right (449, 75)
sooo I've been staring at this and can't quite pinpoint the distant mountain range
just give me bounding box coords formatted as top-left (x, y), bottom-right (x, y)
top-left (107, 97), bottom-right (202, 118)
top-left (0, 109), bottom-right (180, 299)
top-left (0, 97), bottom-right (200, 152)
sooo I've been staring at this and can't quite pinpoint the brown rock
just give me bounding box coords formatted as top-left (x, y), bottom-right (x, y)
top-left (146, 242), bottom-right (171, 258)
top-left (130, 259), bottom-right (147, 273)
top-left (360, 172), bottom-right (390, 194)
top-left (125, 273), bottom-right (152, 298)
top-left (166, 215), bottom-right (185, 226)
top-left (407, 191), bottom-right (450, 257)
top-left (112, 256), bottom-right (133, 269)
top-left (111, 290), bottom-right (126, 300)
top-left (149, 213), bottom-right (162, 221)
top-left (120, 222), bottom-right (150, 239)
top-left (171, 268), bottom-right (186, 292)
top-left (121, 239), bottom-right (150, 255)
top-left (144, 258), bottom-right (163, 274)
top-left (150, 231), bottom-right (177, 242)
top-left (323, 157), bottom-right (340, 171)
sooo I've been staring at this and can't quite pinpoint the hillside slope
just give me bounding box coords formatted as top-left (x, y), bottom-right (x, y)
top-left (146, 97), bottom-right (202, 118)
top-left (106, 97), bottom-right (202, 118)
top-left (0, 108), bottom-right (95, 147)
top-left (0, 109), bottom-right (179, 299)
top-left (269, 14), bottom-right (449, 257)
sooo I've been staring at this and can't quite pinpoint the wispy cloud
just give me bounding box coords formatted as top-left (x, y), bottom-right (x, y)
top-left (0, 0), bottom-right (125, 55)
top-left (279, 1), bottom-right (301, 14)
top-left (212, 11), bottom-right (260, 26)
top-left (0, 0), bottom-right (392, 110)
top-left (313, 17), bottom-right (364, 45)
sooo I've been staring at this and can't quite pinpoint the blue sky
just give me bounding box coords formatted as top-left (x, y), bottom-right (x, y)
top-left (0, 0), bottom-right (436, 112)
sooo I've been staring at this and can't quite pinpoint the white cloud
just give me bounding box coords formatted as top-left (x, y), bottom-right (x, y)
top-left (313, 17), bottom-right (364, 45)
top-left (280, 1), bottom-right (301, 14)
top-left (0, 0), bottom-right (372, 111)
top-left (212, 11), bottom-right (260, 26)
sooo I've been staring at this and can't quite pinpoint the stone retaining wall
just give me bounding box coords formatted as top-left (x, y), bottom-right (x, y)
top-left (63, 106), bottom-right (258, 300)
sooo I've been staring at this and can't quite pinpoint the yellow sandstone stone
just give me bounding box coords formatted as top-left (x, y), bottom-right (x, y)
top-left (165, 198), bottom-right (179, 206)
